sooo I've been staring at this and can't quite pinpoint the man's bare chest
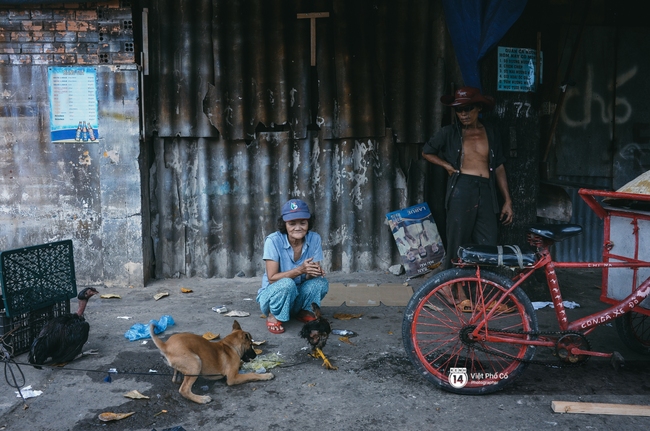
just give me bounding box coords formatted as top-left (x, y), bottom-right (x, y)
top-left (462, 128), bottom-right (489, 158)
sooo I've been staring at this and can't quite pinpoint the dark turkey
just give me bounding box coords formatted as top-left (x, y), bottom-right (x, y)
top-left (28, 287), bottom-right (99, 366)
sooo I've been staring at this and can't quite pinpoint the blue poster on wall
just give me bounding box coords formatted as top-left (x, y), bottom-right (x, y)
top-left (386, 203), bottom-right (445, 277)
top-left (48, 67), bottom-right (100, 143)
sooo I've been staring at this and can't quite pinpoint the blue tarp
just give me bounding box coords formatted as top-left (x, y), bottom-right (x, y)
top-left (442, 0), bottom-right (528, 90)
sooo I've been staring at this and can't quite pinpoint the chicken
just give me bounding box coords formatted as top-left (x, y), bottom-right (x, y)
top-left (28, 287), bottom-right (99, 367)
top-left (299, 302), bottom-right (337, 370)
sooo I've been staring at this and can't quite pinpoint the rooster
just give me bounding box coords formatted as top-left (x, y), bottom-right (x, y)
top-left (299, 302), bottom-right (337, 370)
top-left (29, 287), bottom-right (99, 366)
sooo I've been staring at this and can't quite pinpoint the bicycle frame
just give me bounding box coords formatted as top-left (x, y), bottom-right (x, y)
top-left (462, 242), bottom-right (650, 358)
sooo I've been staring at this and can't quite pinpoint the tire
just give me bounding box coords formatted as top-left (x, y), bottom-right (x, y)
top-left (616, 311), bottom-right (650, 355)
top-left (402, 267), bottom-right (538, 395)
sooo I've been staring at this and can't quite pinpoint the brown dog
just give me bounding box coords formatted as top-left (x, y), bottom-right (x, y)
top-left (149, 320), bottom-right (274, 404)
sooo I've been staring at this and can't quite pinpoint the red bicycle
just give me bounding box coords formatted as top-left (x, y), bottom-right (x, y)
top-left (402, 188), bottom-right (650, 394)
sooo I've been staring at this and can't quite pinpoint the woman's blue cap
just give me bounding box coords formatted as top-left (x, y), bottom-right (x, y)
top-left (281, 199), bottom-right (311, 221)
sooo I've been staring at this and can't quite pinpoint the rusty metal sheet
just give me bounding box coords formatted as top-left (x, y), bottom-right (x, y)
top-left (149, 0), bottom-right (454, 143)
top-left (150, 129), bottom-right (405, 278)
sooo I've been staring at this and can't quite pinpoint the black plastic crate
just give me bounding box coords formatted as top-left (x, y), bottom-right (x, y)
top-left (0, 240), bottom-right (77, 317)
top-left (0, 299), bottom-right (71, 357)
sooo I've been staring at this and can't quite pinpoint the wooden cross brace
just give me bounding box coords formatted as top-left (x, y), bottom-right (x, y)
top-left (297, 12), bottom-right (330, 66)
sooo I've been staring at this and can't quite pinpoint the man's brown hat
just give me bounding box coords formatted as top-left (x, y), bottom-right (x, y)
top-left (440, 87), bottom-right (495, 110)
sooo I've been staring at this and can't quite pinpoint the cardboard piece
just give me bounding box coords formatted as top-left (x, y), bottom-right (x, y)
top-left (386, 203), bottom-right (445, 277)
top-left (321, 283), bottom-right (413, 307)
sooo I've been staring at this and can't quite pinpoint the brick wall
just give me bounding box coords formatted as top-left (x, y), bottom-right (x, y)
top-left (0, 1), bottom-right (134, 65)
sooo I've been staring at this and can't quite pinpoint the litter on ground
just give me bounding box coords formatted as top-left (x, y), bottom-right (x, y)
top-left (241, 353), bottom-right (284, 372)
top-left (532, 301), bottom-right (580, 310)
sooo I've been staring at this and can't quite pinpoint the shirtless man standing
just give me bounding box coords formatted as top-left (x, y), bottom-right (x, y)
top-left (422, 87), bottom-right (513, 307)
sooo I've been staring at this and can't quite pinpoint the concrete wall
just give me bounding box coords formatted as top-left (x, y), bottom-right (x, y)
top-left (0, 1), bottom-right (144, 287)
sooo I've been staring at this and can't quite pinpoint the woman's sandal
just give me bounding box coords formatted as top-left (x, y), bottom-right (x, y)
top-left (266, 319), bottom-right (285, 334)
top-left (456, 299), bottom-right (474, 313)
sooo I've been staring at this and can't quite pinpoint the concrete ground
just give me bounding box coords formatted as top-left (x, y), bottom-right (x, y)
top-left (0, 268), bottom-right (649, 431)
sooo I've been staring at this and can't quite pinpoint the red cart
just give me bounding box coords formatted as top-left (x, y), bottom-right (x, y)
top-left (579, 189), bottom-right (650, 352)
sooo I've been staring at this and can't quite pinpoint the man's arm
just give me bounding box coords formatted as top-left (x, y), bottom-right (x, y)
top-left (422, 152), bottom-right (458, 177)
top-left (495, 165), bottom-right (513, 225)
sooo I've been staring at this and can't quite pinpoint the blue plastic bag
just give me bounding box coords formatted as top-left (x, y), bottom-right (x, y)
top-left (124, 315), bottom-right (175, 341)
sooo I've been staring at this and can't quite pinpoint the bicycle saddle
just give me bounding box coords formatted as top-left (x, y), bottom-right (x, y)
top-left (528, 224), bottom-right (582, 241)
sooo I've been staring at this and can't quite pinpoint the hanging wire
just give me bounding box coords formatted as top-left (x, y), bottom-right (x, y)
top-left (1, 327), bottom-right (28, 409)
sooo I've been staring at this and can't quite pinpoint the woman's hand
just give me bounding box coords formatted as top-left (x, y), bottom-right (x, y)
top-left (265, 258), bottom-right (324, 283)
top-left (301, 257), bottom-right (325, 278)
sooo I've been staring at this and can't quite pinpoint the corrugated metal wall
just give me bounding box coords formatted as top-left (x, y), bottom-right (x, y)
top-left (547, 24), bottom-right (650, 262)
top-left (148, 0), bottom-right (449, 143)
top-left (146, 0), bottom-right (457, 278)
top-left (548, 176), bottom-right (610, 263)
top-left (150, 130), bottom-right (406, 278)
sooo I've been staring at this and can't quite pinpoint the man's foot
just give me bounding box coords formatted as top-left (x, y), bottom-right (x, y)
top-left (266, 316), bottom-right (285, 334)
top-left (457, 299), bottom-right (474, 313)
top-left (439, 286), bottom-right (456, 307)
top-left (439, 283), bottom-right (469, 308)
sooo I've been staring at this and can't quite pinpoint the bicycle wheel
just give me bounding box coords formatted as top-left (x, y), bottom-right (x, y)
top-left (403, 267), bottom-right (538, 395)
top-left (616, 311), bottom-right (650, 355)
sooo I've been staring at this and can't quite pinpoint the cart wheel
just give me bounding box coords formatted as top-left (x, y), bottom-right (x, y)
top-left (402, 268), bottom-right (538, 395)
top-left (616, 311), bottom-right (650, 355)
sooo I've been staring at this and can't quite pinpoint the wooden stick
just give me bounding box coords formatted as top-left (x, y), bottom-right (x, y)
top-left (552, 401), bottom-right (650, 417)
top-left (297, 12), bottom-right (330, 66)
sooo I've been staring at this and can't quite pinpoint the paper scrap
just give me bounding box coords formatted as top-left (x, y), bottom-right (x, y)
top-left (117, 316), bottom-right (132, 320)
top-left (153, 292), bottom-right (169, 301)
top-left (124, 390), bottom-right (149, 399)
top-left (181, 287), bottom-right (193, 293)
top-left (224, 310), bottom-right (250, 317)
top-left (16, 385), bottom-right (42, 399)
top-left (98, 412), bottom-right (135, 422)
top-left (532, 301), bottom-right (580, 310)
top-left (100, 294), bottom-right (121, 299)
top-left (424, 303), bottom-right (443, 312)
top-left (202, 332), bottom-right (220, 340)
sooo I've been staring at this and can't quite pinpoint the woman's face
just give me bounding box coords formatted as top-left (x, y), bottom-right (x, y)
top-left (285, 219), bottom-right (309, 242)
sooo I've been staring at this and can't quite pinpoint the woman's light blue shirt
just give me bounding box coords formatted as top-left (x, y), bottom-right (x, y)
top-left (259, 231), bottom-right (323, 294)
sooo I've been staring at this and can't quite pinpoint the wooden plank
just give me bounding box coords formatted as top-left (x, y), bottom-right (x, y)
top-left (551, 401), bottom-right (650, 417)
top-left (296, 12), bottom-right (330, 19)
